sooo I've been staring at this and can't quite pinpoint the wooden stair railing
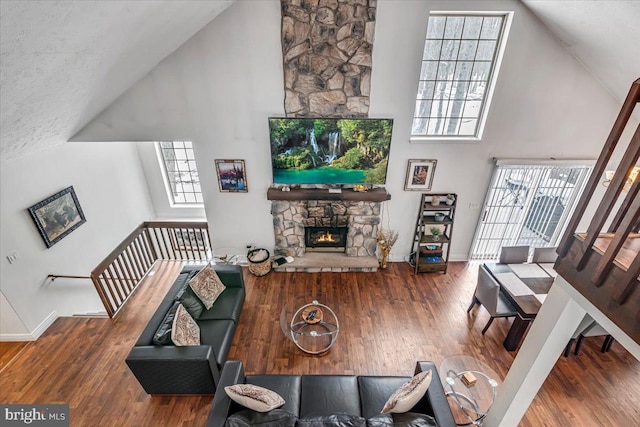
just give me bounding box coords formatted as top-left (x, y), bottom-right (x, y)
top-left (90, 221), bottom-right (212, 318)
top-left (555, 78), bottom-right (640, 344)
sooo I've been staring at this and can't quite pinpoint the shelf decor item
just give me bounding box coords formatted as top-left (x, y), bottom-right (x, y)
top-left (446, 194), bottom-right (455, 206)
top-left (404, 159), bottom-right (437, 191)
top-left (430, 227), bottom-right (441, 240)
top-left (28, 186), bottom-right (86, 248)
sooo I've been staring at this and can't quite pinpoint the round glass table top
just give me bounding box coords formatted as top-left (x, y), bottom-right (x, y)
top-left (439, 355), bottom-right (502, 426)
top-left (280, 299), bottom-right (339, 354)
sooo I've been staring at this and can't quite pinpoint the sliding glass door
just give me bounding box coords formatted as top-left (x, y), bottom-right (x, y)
top-left (470, 161), bottom-right (593, 260)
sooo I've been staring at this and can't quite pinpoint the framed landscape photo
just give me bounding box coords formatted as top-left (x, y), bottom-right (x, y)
top-left (404, 159), bottom-right (437, 191)
top-left (215, 159), bottom-right (248, 192)
top-left (28, 186), bottom-right (86, 248)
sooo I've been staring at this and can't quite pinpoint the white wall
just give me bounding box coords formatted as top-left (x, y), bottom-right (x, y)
top-left (0, 142), bottom-right (153, 336)
top-left (0, 290), bottom-right (30, 340)
top-left (72, 0), bottom-right (631, 261)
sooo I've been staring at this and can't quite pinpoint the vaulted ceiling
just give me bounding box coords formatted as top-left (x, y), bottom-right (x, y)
top-left (0, 0), bottom-right (638, 163)
top-left (0, 0), bottom-right (235, 163)
top-left (521, 0), bottom-right (640, 103)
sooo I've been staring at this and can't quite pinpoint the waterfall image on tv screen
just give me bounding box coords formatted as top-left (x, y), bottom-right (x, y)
top-left (269, 117), bottom-right (393, 184)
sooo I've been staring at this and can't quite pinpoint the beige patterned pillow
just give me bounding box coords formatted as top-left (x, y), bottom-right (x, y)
top-left (171, 304), bottom-right (200, 346)
top-left (188, 263), bottom-right (226, 310)
top-left (225, 384), bottom-right (285, 412)
top-left (381, 370), bottom-right (432, 414)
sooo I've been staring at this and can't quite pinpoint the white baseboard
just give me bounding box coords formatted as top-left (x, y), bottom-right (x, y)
top-left (72, 311), bottom-right (109, 318)
top-left (30, 311), bottom-right (58, 340)
top-left (0, 333), bottom-right (35, 342)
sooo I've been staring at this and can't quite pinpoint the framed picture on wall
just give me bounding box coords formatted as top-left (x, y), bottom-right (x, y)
top-left (215, 159), bottom-right (248, 192)
top-left (28, 186), bottom-right (86, 248)
top-left (404, 159), bottom-right (437, 191)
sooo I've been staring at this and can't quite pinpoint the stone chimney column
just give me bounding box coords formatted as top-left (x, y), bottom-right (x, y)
top-left (280, 0), bottom-right (377, 118)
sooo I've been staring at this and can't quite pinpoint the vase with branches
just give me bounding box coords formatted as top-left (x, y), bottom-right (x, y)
top-left (377, 228), bottom-right (398, 269)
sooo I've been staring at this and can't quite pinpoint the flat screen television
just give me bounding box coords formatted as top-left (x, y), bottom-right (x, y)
top-left (268, 117), bottom-right (393, 185)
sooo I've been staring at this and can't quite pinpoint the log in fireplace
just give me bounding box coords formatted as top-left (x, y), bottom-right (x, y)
top-left (305, 227), bottom-right (347, 252)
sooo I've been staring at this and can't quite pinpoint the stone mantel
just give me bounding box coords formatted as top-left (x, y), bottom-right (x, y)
top-left (267, 187), bottom-right (390, 202)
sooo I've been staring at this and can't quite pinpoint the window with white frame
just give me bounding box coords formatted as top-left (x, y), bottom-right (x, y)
top-left (156, 141), bottom-right (203, 205)
top-left (411, 13), bottom-right (510, 139)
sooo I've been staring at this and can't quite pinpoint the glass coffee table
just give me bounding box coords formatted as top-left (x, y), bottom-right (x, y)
top-left (439, 355), bottom-right (501, 426)
top-left (280, 300), bottom-right (339, 354)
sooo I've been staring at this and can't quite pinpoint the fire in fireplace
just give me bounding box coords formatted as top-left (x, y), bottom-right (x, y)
top-left (305, 227), bottom-right (347, 252)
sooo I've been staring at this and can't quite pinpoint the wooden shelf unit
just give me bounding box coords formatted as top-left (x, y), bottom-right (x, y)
top-left (411, 193), bottom-right (456, 274)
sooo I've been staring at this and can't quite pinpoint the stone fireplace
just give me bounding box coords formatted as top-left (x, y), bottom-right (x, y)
top-left (271, 199), bottom-right (380, 258)
top-left (268, 187), bottom-right (388, 271)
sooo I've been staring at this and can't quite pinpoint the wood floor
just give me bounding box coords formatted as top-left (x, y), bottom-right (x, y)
top-left (1, 261), bottom-right (638, 426)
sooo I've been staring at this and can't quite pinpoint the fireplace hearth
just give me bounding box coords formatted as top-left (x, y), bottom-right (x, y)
top-left (305, 227), bottom-right (347, 252)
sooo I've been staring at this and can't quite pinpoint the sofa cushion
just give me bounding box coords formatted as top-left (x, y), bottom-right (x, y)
top-left (152, 301), bottom-right (181, 346)
top-left (226, 409), bottom-right (297, 427)
top-left (189, 262), bottom-right (226, 309)
top-left (212, 265), bottom-right (246, 289)
top-left (199, 319), bottom-right (237, 367)
top-left (381, 372), bottom-right (432, 414)
top-left (175, 268), bottom-right (202, 300)
top-left (300, 376), bottom-right (360, 418)
top-left (296, 415), bottom-right (366, 427)
top-left (246, 375), bottom-right (302, 417)
top-left (198, 287), bottom-right (245, 322)
top-left (137, 270), bottom-right (197, 346)
top-left (358, 377), bottom-right (412, 419)
top-left (225, 384), bottom-right (286, 412)
top-left (366, 413), bottom-right (436, 427)
top-left (171, 304), bottom-right (200, 346)
top-left (179, 285), bottom-right (206, 319)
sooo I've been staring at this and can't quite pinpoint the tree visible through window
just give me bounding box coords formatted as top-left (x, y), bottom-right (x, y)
top-left (412, 13), bottom-right (510, 138)
top-left (157, 141), bottom-right (203, 205)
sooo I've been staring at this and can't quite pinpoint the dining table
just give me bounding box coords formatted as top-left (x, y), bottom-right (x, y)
top-left (483, 262), bottom-right (557, 351)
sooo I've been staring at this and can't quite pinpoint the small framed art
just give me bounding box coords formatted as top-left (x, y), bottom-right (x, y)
top-left (28, 186), bottom-right (86, 248)
top-left (215, 159), bottom-right (248, 192)
top-left (404, 159), bottom-right (437, 191)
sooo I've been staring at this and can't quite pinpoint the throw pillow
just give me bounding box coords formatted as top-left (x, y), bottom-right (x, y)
top-left (152, 302), bottom-right (180, 345)
top-left (225, 409), bottom-right (297, 427)
top-left (225, 384), bottom-right (285, 413)
top-left (189, 263), bottom-right (226, 310)
top-left (171, 303), bottom-right (200, 346)
top-left (381, 371), bottom-right (432, 414)
top-left (179, 285), bottom-right (206, 319)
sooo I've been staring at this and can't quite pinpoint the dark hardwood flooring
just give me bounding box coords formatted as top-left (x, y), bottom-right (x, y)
top-left (0, 261), bottom-right (638, 426)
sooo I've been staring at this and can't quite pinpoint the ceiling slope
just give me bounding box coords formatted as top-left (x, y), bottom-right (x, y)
top-left (521, 0), bottom-right (640, 104)
top-left (0, 0), bottom-right (235, 163)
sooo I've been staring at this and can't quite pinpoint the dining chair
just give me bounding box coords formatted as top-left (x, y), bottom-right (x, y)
top-left (498, 245), bottom-right (530, 264)
top-left (531, 247), bottom-right (558, 263)
top-left (563, 314), bottom-right (614, 357)
top-left (467, 265), bottom-right (518, 334)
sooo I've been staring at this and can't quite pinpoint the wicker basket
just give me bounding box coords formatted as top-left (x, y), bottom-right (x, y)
top-left (247, 248), bottom-right (271, 276)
